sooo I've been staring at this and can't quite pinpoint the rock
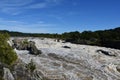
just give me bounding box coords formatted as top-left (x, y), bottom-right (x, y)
top-left (3, 67), bottom-right (14, 80)
top-left (116, 65), bottom-right (120, 73)
top-left (62, 46), bottom-right (71, 49)
top-left (27, 41), bottom-right (42, 55)
top-left (48, 53), bottom-right (60, 59)
top-left (12, 39), bottom-right (42, 55)
top-left (96, 49), bottom-right (116, 57)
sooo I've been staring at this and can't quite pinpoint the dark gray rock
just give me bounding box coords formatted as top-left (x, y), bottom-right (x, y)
top-left (62, 46), bottom-right (71, 49)
top-left (96, 49), bottom-right (116, 57)
top-left (12, 39), bottom-right (42, 55)
top-left (116, 65), bottom-right (120, 73)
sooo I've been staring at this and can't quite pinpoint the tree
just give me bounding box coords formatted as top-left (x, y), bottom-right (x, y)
top-left (0, 33), bottom-right (17, 65)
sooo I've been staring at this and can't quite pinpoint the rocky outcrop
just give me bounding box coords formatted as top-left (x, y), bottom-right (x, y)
top-left (96, 49), bottom-right (117, 57)
top-left (12, 39), bottom-right (42, 55)
top-left (3, 68), bottom-right (14, 80)
top-left (0, 59), bottom-right (47, 80)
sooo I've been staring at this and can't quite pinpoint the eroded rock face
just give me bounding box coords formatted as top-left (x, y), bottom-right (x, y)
top-left (12, 39), bottom-right (41, 55)
top-left (0, 59), bottom-right (48, 80)
top-left (12, 60), bottom-right (43, 80)
top-left (3, 68), bottom-right (14, 80)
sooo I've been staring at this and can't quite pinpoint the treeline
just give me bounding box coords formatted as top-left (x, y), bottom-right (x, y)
top-left (62, 27), bottom-right (120, 49)
top-left (0, 30), bottom-right (61, 38)
top-left (0, 27), bottom-right (120, 49)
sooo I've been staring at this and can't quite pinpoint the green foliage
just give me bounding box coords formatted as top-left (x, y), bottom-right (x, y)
top-left (26, 59), bottom-right (36, 73)
top-left (0, 27), bottom-right (120, 49)
top-left (22, 39), bottom-right (29, 44)
top-left (0, 33), bottom-right (17, 65)
top-left (62, 27), bottom-right (120, 49)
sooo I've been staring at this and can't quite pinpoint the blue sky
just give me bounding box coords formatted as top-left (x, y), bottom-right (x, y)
top-left (0, 0), bottom-right (120, 33)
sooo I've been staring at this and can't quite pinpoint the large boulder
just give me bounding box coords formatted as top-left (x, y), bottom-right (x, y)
top-left (12, 39), bottom-right (42, 55)
top-left (27, 41), bottom-right (42, 55)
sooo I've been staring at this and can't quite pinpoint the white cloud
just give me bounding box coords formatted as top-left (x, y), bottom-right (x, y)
top-left (45, 0), bottom-right (62, 4)
top-left (26, 3), bottom-right (47, 9)
top-left (0, 18), bottom-right (25, 24)
top-left (1, 8), bottom-right (21, 15)
top-left (0, 0), bottom-right (62, 15)
top-left (26, 0), bottom-right (62, 9)
top-left (0, 0), bottom-right (33, 15)
top-left (0, 18), bottom-right (58, 33)
top-left (0, 0), bottom-right (33, 7)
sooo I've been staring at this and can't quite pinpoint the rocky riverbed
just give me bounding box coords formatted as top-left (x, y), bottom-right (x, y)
top-left (2, 37), bottom-right (120, 80)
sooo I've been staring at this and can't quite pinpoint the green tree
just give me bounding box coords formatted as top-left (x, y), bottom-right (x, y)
top-left (0, 33), bottom-right (17, 65)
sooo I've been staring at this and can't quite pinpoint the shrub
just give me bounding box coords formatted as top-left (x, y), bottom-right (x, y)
top-left (26, 59), bottom-right (36, 73)
top-left (22, 39), bottom-right (29, 44)
top-left (0, 33), bottom-right (17, 65)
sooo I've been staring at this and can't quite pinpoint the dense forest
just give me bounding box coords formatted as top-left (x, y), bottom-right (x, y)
top-left (62, 27), bottom-right (120, 49)
top-left (0, 27), bottom-right (120, 49)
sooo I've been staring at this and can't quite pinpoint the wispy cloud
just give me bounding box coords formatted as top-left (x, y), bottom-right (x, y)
top-left (26, 3), bottom-right (47, 9)
top-left (0, 0), bottom-right (65, 33)
top-left (0, 0), bottom-right (62, 15)
top-left (0, 18), bottom-right (25, 24)
top-left (0, 0), bottom-right (32, 7)
top-left (26, 0), bottom-right (62, 9)
top-left (1, 8), bottom-right (22, 15)
top-left (0, 18), bottom-right (59, 33)
top-left (0, 0), bottom-right (33, 15)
